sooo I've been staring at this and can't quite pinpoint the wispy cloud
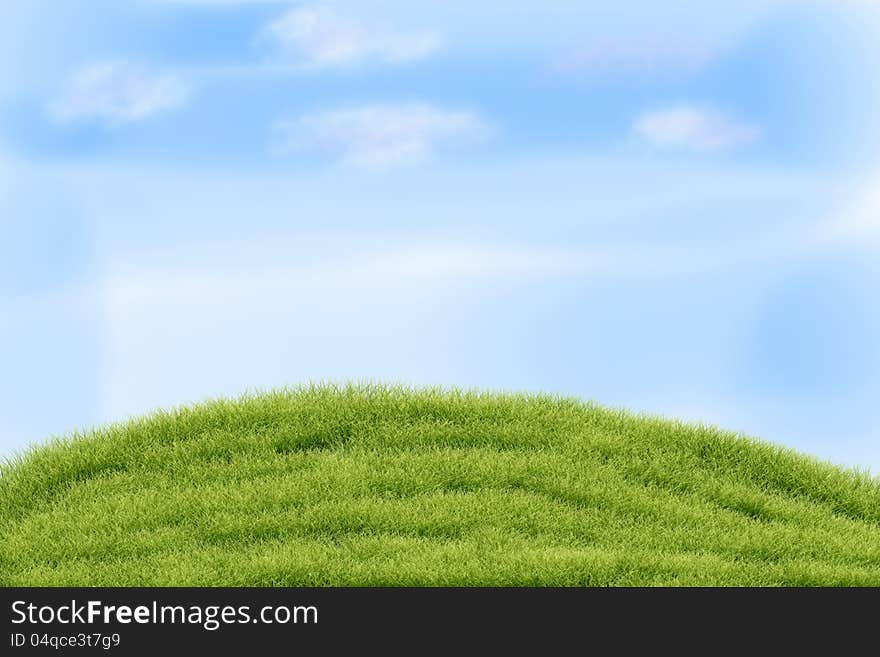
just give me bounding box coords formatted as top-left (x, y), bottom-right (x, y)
top-left (103, 244), bottom-right (575, 306)
top-left (0, 148), bottom-right (12, 195)
top-left (634, 105), bottom-right (762, 152)
top-left (553, 39), bottom-right (713, 80)
top-left (47, 61), bottom-right (191, 126)
top-left (818, 172), bottom-right (880, 247)
top-left (273, 103), bottom-right (492, 168)
top-left (149, 0), bottom-right (287, 4)
top-left (100, 239), bottom-right (765, 319)
top-left (259, 6), bottom-right (440, 69)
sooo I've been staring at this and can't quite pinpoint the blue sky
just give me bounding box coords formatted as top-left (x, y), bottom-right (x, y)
top-left (1, 0), bottom-right (879, 473)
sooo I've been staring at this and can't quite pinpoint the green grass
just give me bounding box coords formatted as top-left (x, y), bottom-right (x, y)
top-left (2, 384), bottom-right (879, 586)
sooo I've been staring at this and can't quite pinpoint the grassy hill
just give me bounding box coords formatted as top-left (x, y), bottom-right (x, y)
top-left (2, 384), bottom-right (879, 586)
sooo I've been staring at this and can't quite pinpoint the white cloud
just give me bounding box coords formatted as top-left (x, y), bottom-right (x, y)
top-left (0, 148), bottom-right (11, 194)
top-left (94, 242), bottom-right (586, 418)
top-left (47, 61), bottom-right (191, 126)
top-left (101, 241), bottom-right (760, 312)
top-left (103, 244), bottom-right (577, 308)
top-left (149, 0), bottom-right (286, 4)
top-left (634, 105), bottom-right (762, 152)
top-left (818, 172), bottom-right (880, 246)
top-left (553, 39), bottom-right (714, 79)
top-left (274, 103), bottom-right (491, 168)
top-left (260, 6), bottom-right (439, 69)
top-left (92, 236), bottom-right (795, 423)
